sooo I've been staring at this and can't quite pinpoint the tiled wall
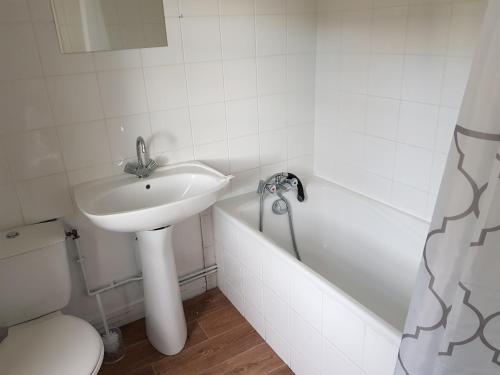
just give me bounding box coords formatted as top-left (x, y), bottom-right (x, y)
top-left (0, 0), bottom-right (316, 231)
top-left (314, 0), bottom-right (487, 219)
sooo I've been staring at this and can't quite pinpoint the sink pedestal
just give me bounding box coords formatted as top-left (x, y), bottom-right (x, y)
top-left (137, 226), bottom-right (187, 355)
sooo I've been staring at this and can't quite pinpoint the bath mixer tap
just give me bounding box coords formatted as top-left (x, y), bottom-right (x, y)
top-left (257, 172), bottom-right (305, 261)
top-left (124, 136), bottom-right (158, 178)
top-left (258, 173), bottom-right (305, 203)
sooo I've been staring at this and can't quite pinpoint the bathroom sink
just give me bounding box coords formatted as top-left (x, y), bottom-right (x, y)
top-left (74, 162), bottom-right (232, 233)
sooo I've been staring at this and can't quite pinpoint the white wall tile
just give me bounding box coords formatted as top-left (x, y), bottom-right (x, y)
top-left (98, 69), bottom-right (148, 117)
top-left (0, 23), bottom-right (42, 81)
top-left (287, 0), bottom-right (313, 14)
top-left (0, 79), bottom-right (54, 134)
top-left (3, 128), bottom-right (65, 181)
top-left (257, 55), bottom-right (287, 95)
top-left (291, 272), bottom-right (323, 332)
top-left (67, 163), bottom-right (113, 187)
top-left (221, 16), bottom-right (256, 59)
top-left (340, 54), bottom-right (369, 94)
top-left (288, 89), bottom-right (315, 126)
top-left (195, 141), bottom-right (229, 173)
top-left (448, 1), bottom-right (487, 57)
top-left (243, 266), bottom-right (264, 312)
top-left (221, 0), bottom-right (255, 15)
top-left (190, 102), bottom-right (227, 145)
top-left (338, 93), bottom-right (367, 133)
top-left (263, 251), bottom-right (292, 303)
top-left (33, 23), bottom-right (94, 76)
top-left (226, 98), bottom-right (259, 138)
top-left (397, 102), bottom-right (439, 149)
top-left (223, 59), bottom-right (258, 100)
top-left (322, 339), bottom-right (364, 375)
top-left (406, 4), bottom-right (452, 55)
top-left (288, 124), bottom-right (313, 158)
top-left (368, 54), bottom-right (404, 99)
top-left (264, 287), bottom-right (291, 341)
top-left (341, 10), bottom-right (371, 53)
top-left (0, 0), bottom-right (30, 23)
top-left (391, 182), bottom-right (429, 218)
top-left (16, 173), bottom-right (72, 224)
top-left (27, 0), bottom-right (54, 22)
top-left (150, 108), bottom-right (193, 153)
top-left (230, 167), bottom-right (260, 195)
top-left (181, 17), bottom-right (221, 62)
top-left (256, 0), bottom-right (286, 15)
top-left (290, 310), bottom-right (322, 371)
top-left (435, 107), bottom-right (458, 154)
top-left (141, 18), bottom-right (184, 66)
top-left (315, 0), bottom-right (483, 218)
top-left (229, 134), bottom-right (260, 173)
top-left (287, 53), bottom-right (315, 91)
top-left (256, 15), bottom-right (286, 56)
top-left (364, 136), bottom-right (396, 179)
top-left (260, 129), bottom-right (287, 165)
top-left (316, 13), bottom-right (342, 53)
top-left (186, 61), bottom-right (225, 105)
top-left (365, 97), bottom-right (400, 140)
top-left (323, 294), bottom-right (365, 365)
top-left (402, 55), bottom-right (445, 105)
top-left (180, 0), bottom-right (219, 16)
top-left (94, 50), bottom-right (142, 71)
top-left (0, 184), bottom-right (24, 231)
top-left (372, 7), bottom-right (408, 54)
top-left (106, 113), bottom-right (152, 161)
top-left (441, 57), bottom-right (472, 108)
top-left (144, 65), bottom-right (188, 111)
top-left (394, 143), bottom-right (433, 191)
top-left (265, 323), bottom-right (291, 365)
top-left (58, 121), bottom-right (111, 170)
top-left (46, 74), bottom-right (103, 125)
top-left (259, 94), bottom-right (287, 132)
top-left (429, 152), bottom-right (447, 195)
top-left (287, 14), bottom-right (316, 53)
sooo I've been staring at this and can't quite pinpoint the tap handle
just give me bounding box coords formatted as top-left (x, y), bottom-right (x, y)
top-left (287, 173), bottom-right (305, 202)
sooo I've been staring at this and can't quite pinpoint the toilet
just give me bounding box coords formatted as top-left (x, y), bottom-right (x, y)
top-left (0, 221), bottom-right (103, 375)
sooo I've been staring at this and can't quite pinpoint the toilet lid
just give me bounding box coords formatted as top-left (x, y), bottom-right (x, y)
top-left (0, 313), bottom-right (103, 375)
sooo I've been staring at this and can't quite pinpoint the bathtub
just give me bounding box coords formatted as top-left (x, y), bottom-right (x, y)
top-left (212, 176), bottom-right (429, 375)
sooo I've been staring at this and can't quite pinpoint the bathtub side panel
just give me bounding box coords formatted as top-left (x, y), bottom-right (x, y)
top-left (212, 206), bottom-right (400, 375)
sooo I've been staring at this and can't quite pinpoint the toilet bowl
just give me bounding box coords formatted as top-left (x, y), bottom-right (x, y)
top-left (0, 313), bottom-right (103, 375)
top-left (0, 221), bottom-right (103, 375)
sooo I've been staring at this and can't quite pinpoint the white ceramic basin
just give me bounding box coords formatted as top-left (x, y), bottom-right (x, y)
top-left (74, 162), bottom-right (232, 233)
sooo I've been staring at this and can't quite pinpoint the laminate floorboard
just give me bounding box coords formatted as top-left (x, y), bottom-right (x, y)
top-left (98, 288), bottom-right (293, 375)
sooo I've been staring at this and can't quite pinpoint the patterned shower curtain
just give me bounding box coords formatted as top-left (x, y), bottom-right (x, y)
top-left (395, 0), bottom-right (500, 374)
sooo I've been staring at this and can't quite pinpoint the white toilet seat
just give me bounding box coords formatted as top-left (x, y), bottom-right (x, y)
top-left (0, 312), bottom-right (103, 375)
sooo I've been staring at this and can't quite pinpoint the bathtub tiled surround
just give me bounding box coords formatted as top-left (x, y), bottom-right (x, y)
top-left (213, 206), bottom-right (402, 375)
top-left (0, 0), bottom-right (316, 231)
top-left (314, 0), bottom-right (487, 219)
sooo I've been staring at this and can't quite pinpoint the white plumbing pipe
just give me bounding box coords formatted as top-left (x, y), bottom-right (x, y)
top-left (69, 228), bottom-right (219, 332)
top-left (95, 293), bottom-right (110, 336)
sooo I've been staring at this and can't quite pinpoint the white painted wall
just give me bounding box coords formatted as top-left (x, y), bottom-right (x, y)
top-left (314, 0), bottom-right (487, 220)
top-left (0, 0), bottom-right (316, 327)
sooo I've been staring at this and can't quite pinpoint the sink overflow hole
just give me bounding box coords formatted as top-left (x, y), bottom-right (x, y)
top-left (146, 184), bottom-right (151, 190)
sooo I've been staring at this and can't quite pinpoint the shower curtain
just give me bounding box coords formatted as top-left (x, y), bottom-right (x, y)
top-left (395, 0), bottom-right (500, 374)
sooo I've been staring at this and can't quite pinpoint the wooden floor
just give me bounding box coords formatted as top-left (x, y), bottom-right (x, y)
top-left (98, 288), bottom-right (293, 375)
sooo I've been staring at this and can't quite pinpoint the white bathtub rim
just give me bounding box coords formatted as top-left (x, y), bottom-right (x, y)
top-left (213, 204), bottom-right (403, 346)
